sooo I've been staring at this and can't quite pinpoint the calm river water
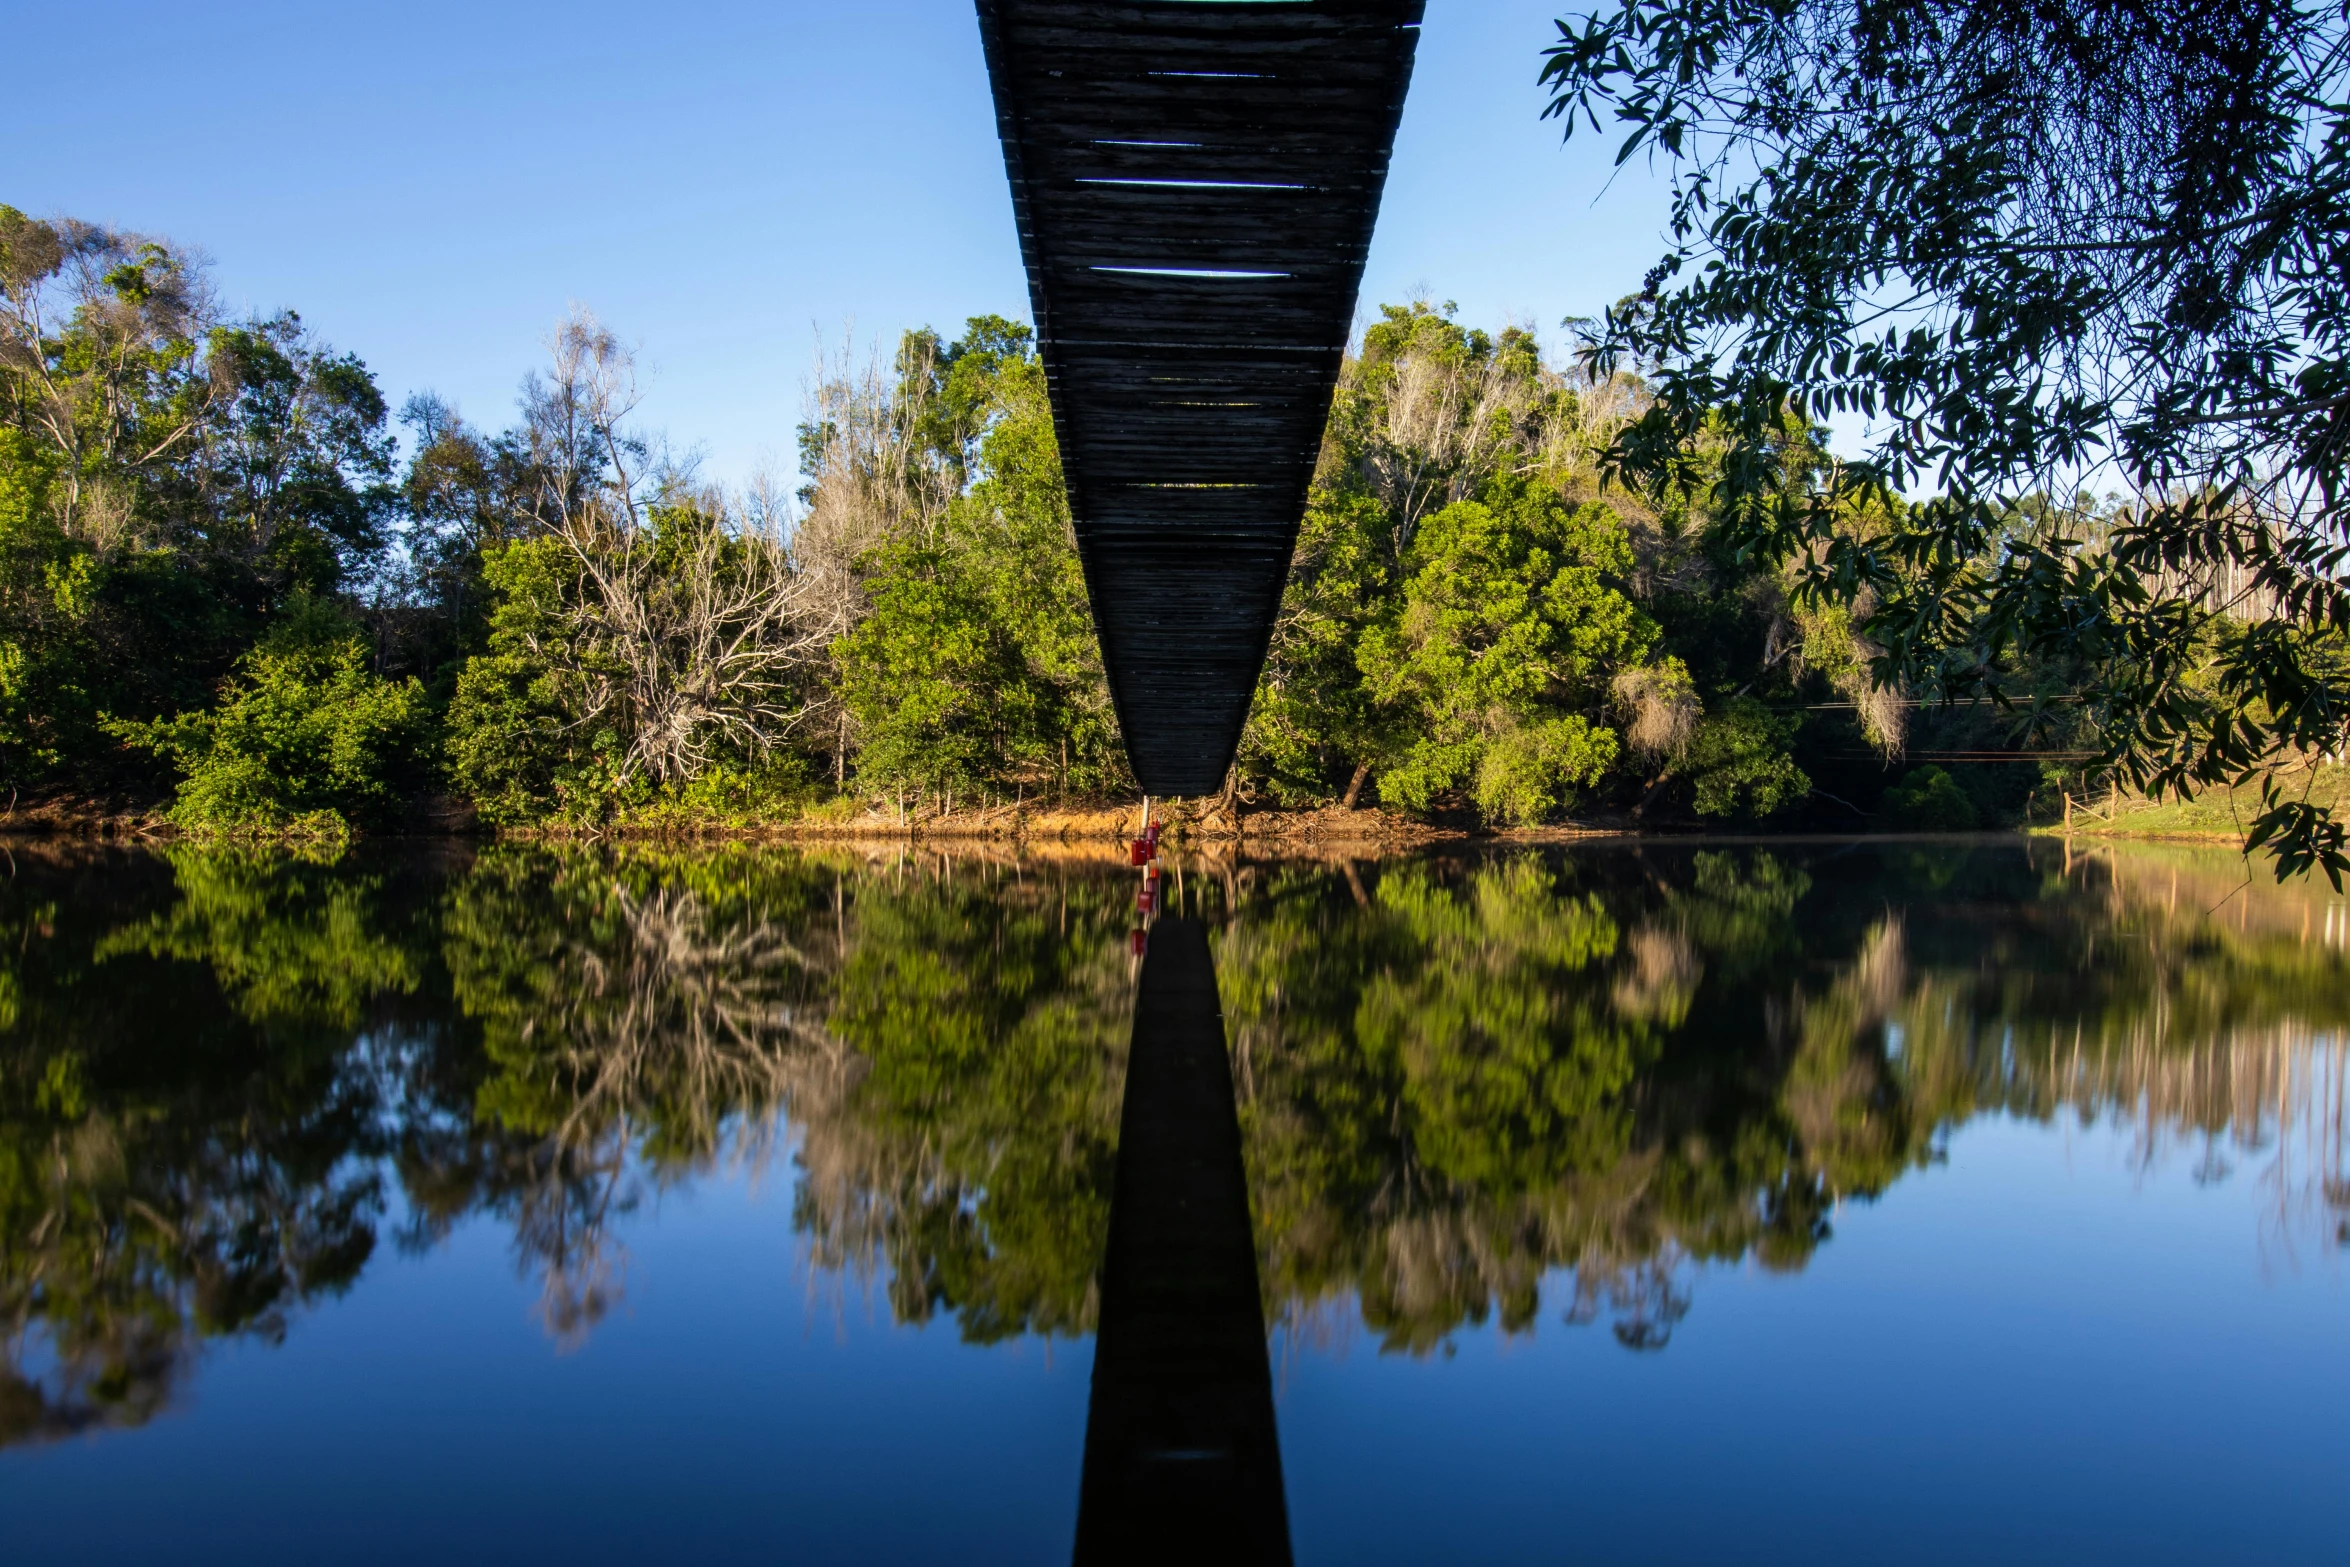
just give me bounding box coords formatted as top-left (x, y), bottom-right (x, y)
top-left (0, 837), bottom-right (2343, 1563)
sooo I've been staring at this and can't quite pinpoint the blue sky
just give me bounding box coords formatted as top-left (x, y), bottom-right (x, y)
top-left (15, 1), bottom-right (1672, 486)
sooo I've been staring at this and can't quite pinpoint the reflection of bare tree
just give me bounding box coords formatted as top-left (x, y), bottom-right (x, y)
top-left (1777, 914), bottom-right (1912, 1196)
top-left (1, 1315), bottom-right (189, 1449)
top-left (1371, 1211), bottom-right (1547, 1346)
top-left (1, 1115), bottom-right (201, 1445)
top-left (533, 882), bottom-right (838, 1151)
top-left (505, 1136), bottom-right (631, 1346)
top-left (1563, 1248), bottom-right (1694, 1352)
top-left (1612, 924), bottom-right (1703, 1027)
top-left (432, 852), bottom-right (1142, 1348)
top-left (1989, 1025), bottom-right (2350, 1266)
top-left (441, 872), bottom-right (853, 1345)
top-left (787, 1063), bottom-right (905, 1287)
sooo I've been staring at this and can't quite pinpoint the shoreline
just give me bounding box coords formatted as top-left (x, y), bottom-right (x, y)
top-left (2, 793), bottom-right (2299, 857)
top-left (0, 797), bottom-right (1473, 849)
top-left (0, 805), bottom-right (2256, 855)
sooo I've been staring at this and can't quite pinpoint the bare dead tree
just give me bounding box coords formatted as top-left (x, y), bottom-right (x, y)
top-left (790, 333), bottom-right (960, 607)
top-left (1534, 357), bottom-right (1652, 483)
top-left (1357, 337), bottom-right (1536, 552)
top-left (500, 310), bottom-right (847, 788)
top-left (782, 332), bottom-right (971, 775)
top-left (511, 308), bottom-right (647, 539)
top-left (1346, 310), bottom-right (1656, 558)
top-left (547, 503), bottom-right (845, 786)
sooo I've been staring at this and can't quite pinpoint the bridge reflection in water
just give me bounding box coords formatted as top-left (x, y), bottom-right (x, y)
top-left (1074, 916), bottom-right (1291, 1566)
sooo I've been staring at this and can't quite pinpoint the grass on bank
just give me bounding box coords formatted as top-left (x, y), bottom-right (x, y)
top-left (2031, 763), bottom-right (2350, 845)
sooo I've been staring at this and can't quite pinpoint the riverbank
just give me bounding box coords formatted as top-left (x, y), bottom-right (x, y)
top-left (2024, 764), bottom-right (2349, 847)
top-left (0, 790), bottom-right (170, 838)
top-left (775, 798), bottom-right (1491, 848)
top-left (13, 763), bottom-right (2340, 856)
top-left (0, 789), bottom-right (1475, 850)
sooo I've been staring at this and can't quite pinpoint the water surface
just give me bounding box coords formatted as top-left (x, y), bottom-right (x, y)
top-left (1, 837), bottom-right (2342, 1562)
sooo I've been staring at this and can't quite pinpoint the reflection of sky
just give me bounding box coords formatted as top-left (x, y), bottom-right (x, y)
top-left (5, 1168), bottom-right (1092, 1564)
top-left (8, 1106), bottom-right (2343, 1564)
top-left (1284, 1111), bottom-right (2348, 1565)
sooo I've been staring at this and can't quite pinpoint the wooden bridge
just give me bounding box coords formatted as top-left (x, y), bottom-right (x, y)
top-left (977, 0), bottom-right (1424, 796)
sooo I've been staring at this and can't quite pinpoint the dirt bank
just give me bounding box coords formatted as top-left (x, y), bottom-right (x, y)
top-left (0, 790), bottom-right (168, 839)
top-left (656, 799), bottom-right (1469, 849)
top-left (0, 787), bottom-right (1477, 850)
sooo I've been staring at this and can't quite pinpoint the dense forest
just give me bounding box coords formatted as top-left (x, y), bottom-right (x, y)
top-left (4, 838), bottom-right (2342, 1442)
top-left (0, 203), bottom-right (2205, 839)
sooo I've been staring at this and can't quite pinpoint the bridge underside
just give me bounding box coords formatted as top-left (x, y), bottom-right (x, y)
top-left (976, 0), bottom-right (1423, 796)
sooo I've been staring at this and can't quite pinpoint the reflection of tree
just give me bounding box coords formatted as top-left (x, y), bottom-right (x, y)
top-left (93, 846), bottom-right (421, 1030)
top-left (1612, 924), bottom-right (1701, 1027)
top-left (1564, 1250), bottom-right (1692, 1351)
top-left (7, 837), bottom-right (2347, 1446)
top-left (798, 868), bottom-right (1132, 1342)
top-left (407, 840), bottom-right (2350, 1356)
top-left (0, 844), bottom-right (1134, 1426)
top-left (1873, 844), bottom-right (2350, 1262)
top-left (1772, 914), bottom-right (1927, 1203)
top-left (437, 847), bottom-right (842, 1341)
top-left (451, 856), bottom-right (834, 1147)
top-left (1, 848), bottom-right (412, 1447)
top-left (1225, 844), bottom-right (2350, 1355)
top-left (426, 847), bottom-right (1134, 1347)
top-left (1361, 863), bottom-right (1648, 1190)
top-left (1223, 856), bottom-right (1694, 1353)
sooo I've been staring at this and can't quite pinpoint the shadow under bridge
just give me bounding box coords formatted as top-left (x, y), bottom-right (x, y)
top-left (976, 0), bottom-right (1426, 796)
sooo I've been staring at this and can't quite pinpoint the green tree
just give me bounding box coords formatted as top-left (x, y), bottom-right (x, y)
top-left (114, 596), bottom-right (430, 837)
top-left (1362, 477), bottom-right (1658, 823)
top-left (1683, 698), bottom-right (1810, 819)
top-left (1244, 301), bottom-right (1631, 809)
top-left (1246, 489), bottom-right (1406, 805)
top-left (1541, 1), bottom-right (2350, 880)
top-left (442, 536), bottom-right (579, 822)
top-left (828, 318), bottom-right (1125, 803)
top-left (835, 541), bottom-right (1036, 800)
top-left (1240, 300), bottom-right (1839, 824)
top-left (0, 208), bottom-right (398, 797)
top-left (1881, 766), bottom-right (1979, 830)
